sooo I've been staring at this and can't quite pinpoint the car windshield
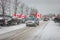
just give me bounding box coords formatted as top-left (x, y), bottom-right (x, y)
top-left (0, 15), bottom-right (12, 20)
top-left (27, 17), bottom-right (35, 20)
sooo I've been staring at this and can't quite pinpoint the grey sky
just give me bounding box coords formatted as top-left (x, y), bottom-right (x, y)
top-left (21, 0), bottom-right (60, 15)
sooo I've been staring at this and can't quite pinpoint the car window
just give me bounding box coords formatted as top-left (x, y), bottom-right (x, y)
top-left (27, 17), bottom-right (35, 20)
top-left (0, 17), bottom-right (3, 19)
top-left (3, 15), bottom-right (12, 21)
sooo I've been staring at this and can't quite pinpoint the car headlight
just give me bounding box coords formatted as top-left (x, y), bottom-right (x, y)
top-left (32, 21), bottom-right (35, 23)
top-left (0, 17), bottom-right (3, 19)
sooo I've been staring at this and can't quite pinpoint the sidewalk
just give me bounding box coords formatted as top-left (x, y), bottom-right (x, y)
top-left (0, 24), bottom-right (26, 39)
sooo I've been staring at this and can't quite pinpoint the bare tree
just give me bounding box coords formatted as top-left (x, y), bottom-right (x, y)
top-left (0, 0), bottom-right (8, 24)
top-left (14, 0), bottom-right (18, 14)
top-left (30, 8), bottom-right (38, 14)
top-left (20, 3), bottom-right (24, 14)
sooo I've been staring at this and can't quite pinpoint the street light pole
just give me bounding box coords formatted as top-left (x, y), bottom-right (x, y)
top-left (14, 0), bottom-right (17, 14)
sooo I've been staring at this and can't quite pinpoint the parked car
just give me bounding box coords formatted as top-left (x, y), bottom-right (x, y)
top-left (0, 15), bottom-right (20, 26)
top-left (26, 17), bottom-right (39, 26)
top-left (7, 18), bottom-right (20, 26)
top-left (54, 15), bottom-right (60, 23)
top-left (0, 15), bottom-right (12, 26)
top-left (19, 18), bottom-right (26, 23)
top-left (43, 17), bottom-right (49, 21)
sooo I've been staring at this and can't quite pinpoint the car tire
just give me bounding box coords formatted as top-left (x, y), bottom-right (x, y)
top-left (37, 22), bottom-right (39, 25)
top-left (26, 24), bottom-right (28, 26)
top-left (0, 24), bottom-right (3, 26)
top-left (37, 23), bottom-right (39, 25)
top-left (17, 22), bottom-right (20, 24)
top-left (34, 24), bottom-right (37, 27)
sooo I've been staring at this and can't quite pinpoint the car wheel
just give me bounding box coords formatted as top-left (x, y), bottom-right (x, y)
top-left (37, 22), bottom-right (39, 25)
top-left (0, 24), bottom-right (4, 26)
top-left (17, 22), bottom-right (20, 24)
top-left (34, 24), bottom-right (37, 27)
top-left (26, 24), bottom-right (28, 26)
top-left (37, 23), bottom-right (39, 25)
top-left (7, 21), bottom-right (12, 25)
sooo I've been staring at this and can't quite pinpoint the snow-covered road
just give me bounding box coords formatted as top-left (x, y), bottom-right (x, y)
top-left (11, 21), bottom-right (48, 40)
top-left (0, 24), bottom-right (26, 40)
top-left (0, 20), bottom-right (43, 40)
top-left (0, 20), bottom-right (60, 40)
top-left (40, 21), bottom-right (60, 40)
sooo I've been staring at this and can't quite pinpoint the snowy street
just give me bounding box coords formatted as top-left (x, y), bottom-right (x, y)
top-left (2, 20), bottom-right (60, 40)
top-left (32, 20), bottom-right (60, 40)
top-left (2, 21), bottom-right (48, 40)
top-left (0, 0), bottom-right (60, 40)
top-left (40, 21), bottom-right (60, 40)
top-left (13, 20), bottom-right (60, 40)
top-left (0, 24), bottom-right (26, 40)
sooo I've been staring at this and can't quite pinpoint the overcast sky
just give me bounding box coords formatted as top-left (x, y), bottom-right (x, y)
top-left (21, 0), bottom-right (60, 15)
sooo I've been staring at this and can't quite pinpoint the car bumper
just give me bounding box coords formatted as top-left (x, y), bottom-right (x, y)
top-left (26, 23), bottom-right (35, 26)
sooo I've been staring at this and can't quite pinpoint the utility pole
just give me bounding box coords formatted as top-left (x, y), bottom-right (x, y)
top-left (1, 0), bottom-right (4, 16)
top-left (14, 0), bottom-right (17, 14)
top-left (1, 0), bottom-right (6, 25)
top-left (21, 3), bottom-right (24, 14)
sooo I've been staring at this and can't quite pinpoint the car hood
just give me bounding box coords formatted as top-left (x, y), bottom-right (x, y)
top-left (26, 20), bottom-right (35, 23)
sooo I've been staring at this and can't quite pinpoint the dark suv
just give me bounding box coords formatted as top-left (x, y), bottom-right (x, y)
top-left (54, 15), bottom-right (60, 23)
top-left (0, 15), bottom-right (20, 26)
top-left (0, 15), bottom-right (12, 26)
